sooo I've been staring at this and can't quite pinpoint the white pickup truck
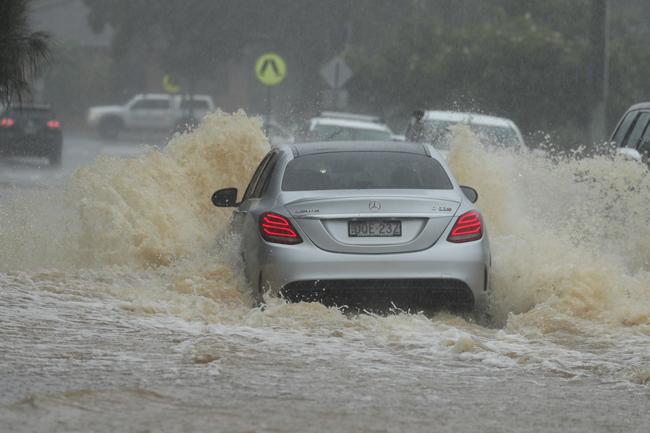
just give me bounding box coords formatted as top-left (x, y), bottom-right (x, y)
top-left (87, 93), bottom-right (215, 139)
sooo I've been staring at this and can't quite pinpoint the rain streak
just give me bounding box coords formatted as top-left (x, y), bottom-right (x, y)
top-left (2, 1), bottom-right (650, 432)
top-left (1, 113), bottom-right (649, 431)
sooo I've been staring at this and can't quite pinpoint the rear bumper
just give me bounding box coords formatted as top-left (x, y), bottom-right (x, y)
top-left (0, 132), bottom-right (62, 156)
top-left (281, 279), bottom-right (476, 311)
top-left (255, 237), bottom-right (490, 310)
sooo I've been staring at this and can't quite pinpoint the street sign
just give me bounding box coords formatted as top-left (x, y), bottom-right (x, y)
top-left (320, 56), bottom-right (353, 89)
top-left (255, 53), bottom-right (287, 86)
top-left (162, 74), bottom-right (180, 93)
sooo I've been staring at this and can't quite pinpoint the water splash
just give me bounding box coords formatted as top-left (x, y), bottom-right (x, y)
top-left (0, 110), bottom-right (269, 270)
top-left (1, 112), bottom-right (649, 335)
top-left (72, 110), bottom-right (269, 267)
top-left (447, 125), bottom-right (650, 329)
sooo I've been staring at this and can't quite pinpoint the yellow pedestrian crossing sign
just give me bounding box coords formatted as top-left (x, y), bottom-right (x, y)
top-left (255, 52), bottom-right (286, 86)
top-left (162, 74), bottom-right (180, 93)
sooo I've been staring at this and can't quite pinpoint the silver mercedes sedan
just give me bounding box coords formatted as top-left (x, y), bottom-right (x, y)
top-left (212, 141), bottom-right (490, 312)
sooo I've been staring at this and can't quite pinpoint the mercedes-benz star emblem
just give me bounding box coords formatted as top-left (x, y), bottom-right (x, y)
top-left (369, 201), bottom-right (381, 211)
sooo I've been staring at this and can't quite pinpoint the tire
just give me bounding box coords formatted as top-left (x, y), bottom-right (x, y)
top-left (172, 116), bottom-right (198, 135)
top-left (48, 144), bottom-right (62, 167)
top-left (98, 116), bottom-right (123, 139)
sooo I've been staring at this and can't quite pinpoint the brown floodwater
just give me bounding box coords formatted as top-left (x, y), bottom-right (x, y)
top-left (1, 113), bottom-right (649, 432)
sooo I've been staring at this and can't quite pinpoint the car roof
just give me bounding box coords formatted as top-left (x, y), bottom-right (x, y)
top-left (310, 117), bottom-right (392, 131)
top-left (626, 102), bottom-right (650, 112)
top-left (318, 111), bottom-right (382, 123)
top-left (136, 93), bottom-right (212, 100)
top-left (285, 140), bottom-right (432, 157)
top-left (2, 103), bottom-right (52, 111)
top-left (420, 110), bottom-right (515, 128)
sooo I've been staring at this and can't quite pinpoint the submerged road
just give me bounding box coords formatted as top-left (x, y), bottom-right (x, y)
top-left (1, 116), bottom-right (649, 432)
top-left (0, 130), bottom-right (163, 191)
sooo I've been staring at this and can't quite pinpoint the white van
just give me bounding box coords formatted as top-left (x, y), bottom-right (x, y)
top-left (405, 110), bottom-right (525, 152)
top-left (305, 112), bottom-right (394, 142)
top-left (87, 93), bottom-right (215, 139)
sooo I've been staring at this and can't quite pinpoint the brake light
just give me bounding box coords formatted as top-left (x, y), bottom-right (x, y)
top-left (447, 210), bottom-right (483, 243)
top-left (1, 117), bottom-right (15, 127)
top-left (260, 212), bottom-right (302, 244)
top-left (47, 120), bottom-right (61, 129)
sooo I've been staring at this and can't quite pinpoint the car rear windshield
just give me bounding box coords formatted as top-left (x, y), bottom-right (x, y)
top-left (311, 124), bottom-right (392, 141)
top-left (412, 120), bottom-right (521, 150)
top-left (282, 151), bottom-right (453, 191)
top-left (3, 106), bottom-right (52, 116)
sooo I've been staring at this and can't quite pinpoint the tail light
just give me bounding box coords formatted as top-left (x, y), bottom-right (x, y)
top-left (260, 212), bottom-right (302, 245)
top-left (47, 120), bottom-right (61, 129)
top-left (447, 210), bottom-right (483, 243)
top-left (1, 117), bottom-right (15, 127)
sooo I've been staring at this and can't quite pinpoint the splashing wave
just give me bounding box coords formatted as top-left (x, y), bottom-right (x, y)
top-left (1, 112), bottom-right (649, 333)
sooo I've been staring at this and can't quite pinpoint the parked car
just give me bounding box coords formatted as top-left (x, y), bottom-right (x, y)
top-left (87, 93), bottom-right (215, 139)
top-left (211, 140), bottom-right (490, 313)
top-left (405, 110), bottom-right (525, 154)
top-left (610, 102), bottom-right (650, 163)
top-left (303, 112), bottom-right (394, 142)
top-left (0, 104), bottom-right (63, 166)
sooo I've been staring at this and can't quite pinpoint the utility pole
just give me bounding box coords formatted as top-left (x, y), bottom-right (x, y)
top-left (589, 0), bottom-right (610, 144)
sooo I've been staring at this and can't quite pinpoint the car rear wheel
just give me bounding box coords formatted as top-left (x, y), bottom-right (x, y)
top-left (48, 145), bottom-right (62, 166)
top-left (172, 116), bottom-right (198, 135)
top-left (98, 116), bottom-right (123, 139)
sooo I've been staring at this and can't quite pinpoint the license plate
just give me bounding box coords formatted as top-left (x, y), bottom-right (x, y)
top-left (348, 220), bottom-right (402, 237)
top-left (24, 121), bottom-right (36, 135)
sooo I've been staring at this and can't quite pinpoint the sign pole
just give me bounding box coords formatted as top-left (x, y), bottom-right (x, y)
top-left (334, 61), bottom-right (340, 109)
top-left (266, 86), bottom-right (272, 143)
top-left (254, 52), bottom-right (287, 145)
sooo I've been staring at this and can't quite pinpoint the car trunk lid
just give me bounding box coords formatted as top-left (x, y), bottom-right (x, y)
top-left (284, 193), bottom-right (460, 254)
top-left (5, 107), bottom-right (54, 133)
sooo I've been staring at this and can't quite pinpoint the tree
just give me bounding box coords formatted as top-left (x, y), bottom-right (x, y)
top-left (81, 0), bottom-right (650, 138)
top-left (83, 1), bottom-right (258, 98)
top-left (253, 0), bottom-right (354, 115)
top-left (0, 0), bottom-right (50, 105)
top-left (83, 0), bottom-right (355, 116)
top-left (346, 1), bottom-right (630, 140)
top-left (346, 0), bottom-right (650, 140)
top-left (43, 43), bottom-right (113, 118)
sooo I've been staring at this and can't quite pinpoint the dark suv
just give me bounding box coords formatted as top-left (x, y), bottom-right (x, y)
top-left (0, 104), bottom-right (63, 166)
top-left (610, 102), bottom-right (650, 163)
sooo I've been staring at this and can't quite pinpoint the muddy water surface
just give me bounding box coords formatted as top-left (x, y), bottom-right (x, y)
top-left (1, 112), bottom-right (649, 432)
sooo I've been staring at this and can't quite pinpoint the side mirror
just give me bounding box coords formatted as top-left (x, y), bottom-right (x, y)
top-left (618, 147), bottom-right (642, 162)
top-left (412, 110), bottom-right (425, 121)
top-left (460, 185), bottom-right (479, 203)
top-left (211, 187), bottom-right (238, 207)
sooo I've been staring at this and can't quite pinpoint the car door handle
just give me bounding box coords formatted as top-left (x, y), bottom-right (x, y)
top-left (233, 210), bottom-right (247, 215)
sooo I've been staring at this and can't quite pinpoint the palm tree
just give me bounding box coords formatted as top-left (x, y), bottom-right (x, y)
top-left (0, 0), bottom-right (50, 105)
